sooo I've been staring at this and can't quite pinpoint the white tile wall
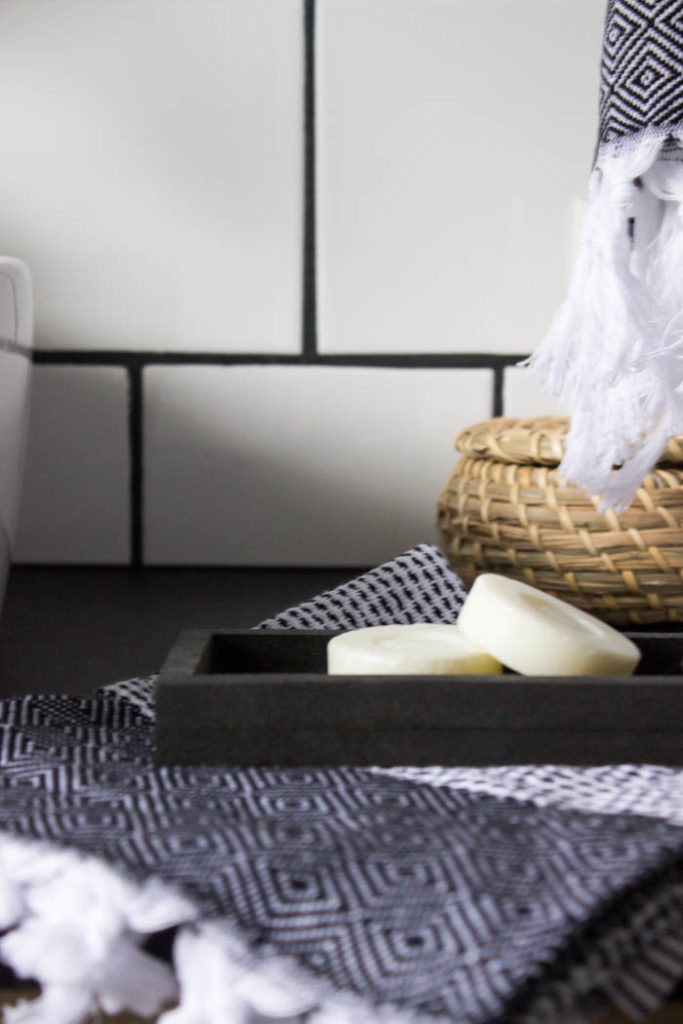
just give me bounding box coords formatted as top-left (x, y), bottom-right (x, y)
top-left (144, 365), bottom-right (492, 565)
top-left (14, 367), bottom-right (130, 563)
top-left (5, 2), bottom-right (608, 567)
top-left (503, 366), bottom-right (571, 421)
top-left (316, 0), bottom-right (604, 355)
top-left (0, 0), bottom-right (303, 354)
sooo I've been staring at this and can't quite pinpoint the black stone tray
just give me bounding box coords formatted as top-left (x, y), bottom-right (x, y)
top-left (154, 629), bottom-right (683, 766)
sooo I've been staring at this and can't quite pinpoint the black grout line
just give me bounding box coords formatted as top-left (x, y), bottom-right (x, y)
top-left (493, 365), bottom-right (505, 417)
top-left (32, 350), bottom-right (303, 367)
top-left (33, 350), bottom-right (132, 365)
top-left (127, 363), bottom-right (144, 568)
top-left (29, 0), bottom-right (526, 566)
top-left (302, 0), bottom-right (317, 360)
top-left (35, 347), bottom-right (521, 567)
top-left (33, 350), bottom-right (529, 369)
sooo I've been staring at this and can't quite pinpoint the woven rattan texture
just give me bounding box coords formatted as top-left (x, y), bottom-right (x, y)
top-left (438, 418), bottom-right (683, 625)
top-left (455, 416), bottom-right (683, 468)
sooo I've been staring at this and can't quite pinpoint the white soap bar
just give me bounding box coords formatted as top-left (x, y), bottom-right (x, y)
top-left (327, 623), bottom-right (503, 676)
top-left (457, 574), bottom-right (641, 676)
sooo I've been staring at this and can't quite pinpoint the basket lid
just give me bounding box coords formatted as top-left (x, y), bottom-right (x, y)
top-left (455, 416), bottom-right (683, 466)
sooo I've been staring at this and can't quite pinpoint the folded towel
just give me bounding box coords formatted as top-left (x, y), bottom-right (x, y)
top-left (1, 544), bottom-right (683, 1024)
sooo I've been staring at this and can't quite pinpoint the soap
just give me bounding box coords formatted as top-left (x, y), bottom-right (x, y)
top-left (456, 574), bottom-right (641, 676)
top-left (327, 623), bottom-right (502, 676)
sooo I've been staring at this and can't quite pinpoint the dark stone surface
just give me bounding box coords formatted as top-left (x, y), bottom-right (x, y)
top-left (0, 565), bottom-right (360, 697)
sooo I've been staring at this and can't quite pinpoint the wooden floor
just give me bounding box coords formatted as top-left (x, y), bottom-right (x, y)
top-left (0, 989), bottom-right (135, 1022)
top-left (598, 1006), bottom-right (683, 1023)
top-left (2, 988), bottom-right (683, 1023)
top-left (0, 988), bottom-right (175, 1022)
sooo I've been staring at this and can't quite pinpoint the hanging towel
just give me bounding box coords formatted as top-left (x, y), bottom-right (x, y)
top-left (525, 0), bottom-right (683, 509)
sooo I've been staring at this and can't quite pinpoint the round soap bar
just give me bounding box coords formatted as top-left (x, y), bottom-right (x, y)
top-left (327, 623), bottom-right (502, 676)
top-left (457, 574), bottom-right (641, 676)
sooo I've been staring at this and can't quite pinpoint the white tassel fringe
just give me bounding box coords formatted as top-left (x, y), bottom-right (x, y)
top-left (0, 835), bottom-right (450, 1024)
top-left (524, 129), bottom-right (683, 510)
top-left (0, 836), bottom-right (194, 1024)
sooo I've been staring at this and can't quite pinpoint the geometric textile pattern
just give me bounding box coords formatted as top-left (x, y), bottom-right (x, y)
top-left (599, 0), bottom-right (683, 142)
top-left (96, 543), bottom-right (683, 1019)
top-left (380, 763), bottom-right (683, 827)
top-left (257, 542), bottom-right (469, 630)
top-left (4, 544), bottom-right (683, 1022)
top-left (2, 691), bottom-right (683, 1024)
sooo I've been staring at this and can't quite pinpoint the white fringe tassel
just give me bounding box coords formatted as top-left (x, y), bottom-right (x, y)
top-left (0, 836), bottom-right (194, 1024)
top-left (524, 129), bottom-right (683, 511)
top-left (0, 835), bottom-right (448, 1024)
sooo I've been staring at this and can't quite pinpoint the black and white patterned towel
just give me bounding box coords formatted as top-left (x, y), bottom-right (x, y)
top-left (527, 0), bottom-right (683, 509)
top-left (2, 544), bottom-right (683, 1024)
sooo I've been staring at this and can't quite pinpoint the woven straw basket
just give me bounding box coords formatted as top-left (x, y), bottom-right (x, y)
top-left (437, 416), bottom-right (683, 625)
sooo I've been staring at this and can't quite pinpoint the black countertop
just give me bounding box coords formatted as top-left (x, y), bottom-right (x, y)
top-left (0, 565), bottom-right (361, 697)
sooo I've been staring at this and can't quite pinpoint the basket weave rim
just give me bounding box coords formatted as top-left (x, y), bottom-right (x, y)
top-left (455, 416), bottom-right (683, 467)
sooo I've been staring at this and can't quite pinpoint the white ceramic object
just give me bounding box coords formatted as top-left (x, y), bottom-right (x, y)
top-left (0, 257), bottom-right (33, 613)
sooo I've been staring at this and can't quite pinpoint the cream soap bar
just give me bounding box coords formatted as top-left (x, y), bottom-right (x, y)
top-left (457, 574), bottom-right (641, 677)
top-left (327, 623), bottom-right (502, 676)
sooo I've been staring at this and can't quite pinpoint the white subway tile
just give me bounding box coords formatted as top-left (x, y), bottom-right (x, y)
top-left (503, 365), bottom-right (571, 421)
top-left (144, 365), bottom-right (492, 565)
top-left (0, 1), bottom-right (303, 353)
top-left (14, 367), bottom-right (129, 563)
top-left (317, 0), bottom-right (603, 355)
